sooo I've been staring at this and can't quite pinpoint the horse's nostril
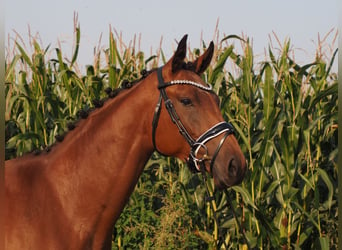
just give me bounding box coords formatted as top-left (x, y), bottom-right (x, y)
top-left (228, 159), bottom-right (238, 177)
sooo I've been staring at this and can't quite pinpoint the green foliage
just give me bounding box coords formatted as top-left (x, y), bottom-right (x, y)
top-left (114, 157), bottom-right (206, 249)
top-left (5, 27), bottom-right (338, 249)
top-left (212, 36), bottom-right (338, 249)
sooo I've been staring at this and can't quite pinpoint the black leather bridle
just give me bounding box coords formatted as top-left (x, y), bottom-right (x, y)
top-left (152, 67), bottom-right (235, 173)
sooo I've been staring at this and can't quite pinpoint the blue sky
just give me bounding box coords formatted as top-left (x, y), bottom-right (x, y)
top-left (5, 0), bottom-right (338, 70)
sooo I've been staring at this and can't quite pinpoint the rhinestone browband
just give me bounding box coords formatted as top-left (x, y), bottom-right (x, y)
top-left (165, 80), bottom-right (213, 91)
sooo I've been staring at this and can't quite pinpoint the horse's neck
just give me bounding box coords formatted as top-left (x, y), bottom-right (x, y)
top-left (46, 78), bottom-right (157, 241)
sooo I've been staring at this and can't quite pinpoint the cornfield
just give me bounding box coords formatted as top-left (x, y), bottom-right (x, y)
top-left (5, 24), bottom-right (338, 249)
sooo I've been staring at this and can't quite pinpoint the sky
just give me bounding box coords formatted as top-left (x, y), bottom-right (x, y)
top-left (5, 0), bottom-right (338, 71)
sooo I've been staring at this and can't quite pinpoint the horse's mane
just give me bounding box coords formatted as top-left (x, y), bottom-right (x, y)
top-left (65, 63), bottom-right (195, 131)
top-left (18, 62), bottom-right (197, 156)
top-left (64, 62), bottom-right (195, 132)
top-left (30, 68), bottom-right (157, 156)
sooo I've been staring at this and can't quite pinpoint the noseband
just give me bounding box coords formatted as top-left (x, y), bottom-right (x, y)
top-left (152, 67), bottom-right (235, 172)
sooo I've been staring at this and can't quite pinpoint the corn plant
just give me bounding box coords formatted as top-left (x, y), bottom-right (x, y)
top-left (5, 26), bottom-right (337, 249)
top-left (201, 35), bottom-right (338, 249)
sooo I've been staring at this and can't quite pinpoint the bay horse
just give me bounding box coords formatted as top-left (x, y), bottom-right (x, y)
top-left (5, 35), bottom-right (246, 250)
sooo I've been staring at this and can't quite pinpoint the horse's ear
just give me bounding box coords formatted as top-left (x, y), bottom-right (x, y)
top-left (193, 41), bottom-right (214, 74)
top-left (171, 34), bottom-right (188, 73)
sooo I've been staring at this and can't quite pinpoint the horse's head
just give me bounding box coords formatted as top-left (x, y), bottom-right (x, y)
top-left (152, 35), bottom-right (246, 189)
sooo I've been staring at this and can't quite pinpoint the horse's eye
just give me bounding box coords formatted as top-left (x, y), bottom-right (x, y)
top-left (180, 98), bottom-right (192, 106)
